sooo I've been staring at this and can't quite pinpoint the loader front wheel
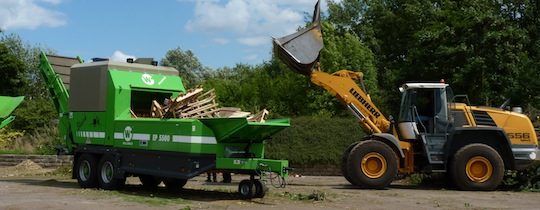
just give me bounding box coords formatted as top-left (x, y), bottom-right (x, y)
top-left (450, 143), bottom-right (504, 191)
top-left (76, 153), bottom-right (99, 188)
top-left (341, 141), bottom-right (360, 185)
top-left (98, 155), bottom-right (125, 190)
top-left (347, 140), bottom-right (397, 189)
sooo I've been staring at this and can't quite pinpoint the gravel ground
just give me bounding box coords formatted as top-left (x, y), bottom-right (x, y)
top-left (0, 163), bottom-right (539, 209)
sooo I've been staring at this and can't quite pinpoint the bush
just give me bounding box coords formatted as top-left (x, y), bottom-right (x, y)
top-left (265, 116), bottom-right (366, 166)
top-left (1, 122), bottom-right (62, 154)
top-left (0, 128), bottom-right (24, 149)
top-left (11, 97), bottom-right (57, 131)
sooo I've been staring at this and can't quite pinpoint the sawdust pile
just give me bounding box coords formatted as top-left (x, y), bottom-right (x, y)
top-left (0, 160), bottom-right (49, 177)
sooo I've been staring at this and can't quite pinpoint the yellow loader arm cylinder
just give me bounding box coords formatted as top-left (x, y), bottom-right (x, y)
top-left (311, 70), bottom-right (390, 134)
top-left (272, 0), bottom-right (390, 135)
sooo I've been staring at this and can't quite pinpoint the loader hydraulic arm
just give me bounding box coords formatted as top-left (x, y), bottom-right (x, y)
top-left (272, 0), bottom-right (390, 134)
top-left (310, 69), bottom-right (390, 134)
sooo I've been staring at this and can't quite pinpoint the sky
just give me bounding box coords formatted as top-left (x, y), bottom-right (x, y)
top-left (0, 0), bottom-right (329, 69)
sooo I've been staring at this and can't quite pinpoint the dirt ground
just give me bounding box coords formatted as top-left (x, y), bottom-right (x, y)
top-left (0, 162), bottom-right (539, 210)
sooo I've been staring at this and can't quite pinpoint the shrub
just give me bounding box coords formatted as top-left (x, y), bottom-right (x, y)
top-left (265, 116), bottom-right (365, 166)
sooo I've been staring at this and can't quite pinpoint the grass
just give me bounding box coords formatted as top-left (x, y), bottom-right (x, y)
top-left (272, 190), bottom-right (329, 202)
top-left (81, 189), bottom-right (192, 206)
top-left (0, 149), bottom-right (37, 155)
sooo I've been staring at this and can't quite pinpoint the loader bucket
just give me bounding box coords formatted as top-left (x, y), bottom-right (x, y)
top-left (272, 0), bottom-right (323, 75)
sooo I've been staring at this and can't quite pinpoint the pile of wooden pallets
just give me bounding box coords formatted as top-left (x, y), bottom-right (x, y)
top-left (150, 87), bottom-right (269, 122)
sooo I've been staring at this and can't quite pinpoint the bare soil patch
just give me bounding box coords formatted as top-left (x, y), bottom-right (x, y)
top-left (0, 164), bottom-right (539, 209)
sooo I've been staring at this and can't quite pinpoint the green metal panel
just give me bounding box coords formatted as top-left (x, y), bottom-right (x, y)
top-left (112, 118), bottom-right (217, 154)
top-left (0, 96), bottom-right (24, 129)
top-left (0, 96), bottom-right (24, 118)
top-left (216, 158), bottom-right (289, 177)
top-left (70, 112), bottom-right (108, 146)
top-left (198, 118), bottom-right (290, 143)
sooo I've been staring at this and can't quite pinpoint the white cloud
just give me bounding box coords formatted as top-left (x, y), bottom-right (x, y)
top-left (243, 54), bottom-right (258, 61)
top-left (237, 36), bottom-right (268, 47)
top-left (213, 37), bottom-right (230, 45)
top-left (39, 0), bottom-right (61, 4)
top-left (111, 51), bottom-right (136, 62)
top-left (185, 0), bottom-right (250, 33)
top-left (184, 0), bottom-right (312, 46)
top-left (0, 0), bottom-right (66, 30)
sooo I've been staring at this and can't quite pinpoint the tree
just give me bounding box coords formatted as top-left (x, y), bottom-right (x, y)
top-left (0, 32), bottom-right (56, 98)
top-left (0, 43), bottom-right (26, 96)
top-left (160, 47), bottom-right (211, 88)
top-left (327, 0), bottom-right (535, 110)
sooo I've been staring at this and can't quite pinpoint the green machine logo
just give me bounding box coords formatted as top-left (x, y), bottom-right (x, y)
top-left (141, 73), bottom-right (154, 85)
top-left (124, 126), bottom-right (133, 141)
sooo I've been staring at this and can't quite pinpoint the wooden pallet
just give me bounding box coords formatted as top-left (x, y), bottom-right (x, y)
top-left (150, 87), bottom-right (268, 122)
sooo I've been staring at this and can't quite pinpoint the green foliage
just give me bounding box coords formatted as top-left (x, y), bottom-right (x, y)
top-left (24, 122), bottom-right (63, 154)
top-left (265, 116), bottom-right (365, 166)
top-left (327, 0), bottom-right (540, 111)
top-left (1, 32), bottom-right (56, 98)
top-left (0, 43), bottom-right (26, 96)
top-left (0, 128), bottom-right (24, 148)
top-left (507, 163), bottom-right (540, 192)
top-left (1, 122), bottom-right (62, 154)
top-left (160, 46), bottom-right (211, 88)
top-left (11, 97), bottom-right (57, 131)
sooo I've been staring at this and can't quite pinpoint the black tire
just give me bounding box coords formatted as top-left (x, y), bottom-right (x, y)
top-left (341, 142), bottom-right (360, 185)
top-left (76, 153), bottom-right (99, 188)
top-left (98, 155), bottom-right (125, 190)
top-left (253, 179), bottom-right (268, 198)
top-left (163, 178), bottom-right (188, 190)
top-left (139, 175), bottom-right (161, 188)
top-left (450, 143), bottom-right (504, 191)
top-left (238, 180), bottom-right (256, 199)
top-left (346, 140), bottom-right (398, 189)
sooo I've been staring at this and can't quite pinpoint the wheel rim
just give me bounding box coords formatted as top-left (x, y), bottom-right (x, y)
top-left (79, 160), bottom-right (91, 181)
top-left (466, 156), bottom-right (492, 183)
top-left (361, 152), bottom-right (387, 179)
top-left (100, 161), bottom-right (114, 184)
top-left (240, 184), bottom-right (250, 196)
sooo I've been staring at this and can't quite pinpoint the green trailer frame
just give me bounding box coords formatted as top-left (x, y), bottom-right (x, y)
top-left (39, 52), bottom-right (290, 199)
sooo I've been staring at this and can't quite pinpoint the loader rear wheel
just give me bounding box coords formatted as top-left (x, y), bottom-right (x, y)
top-left (98, 155), bottom-right (125, 190)
top-left (450, 143), bottom-right (504, 191)
top-left (341, 142), bottom-right (360, 185)
top-left (347, 140), bottom-right (397, 189)
top-left (76, 153), bottom-right (98, 188)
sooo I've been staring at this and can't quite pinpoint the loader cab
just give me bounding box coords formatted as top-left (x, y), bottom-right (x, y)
top-left (398, 83), bottom-right (454, 169)
top-left (397, 83), bottom-right (453, 139)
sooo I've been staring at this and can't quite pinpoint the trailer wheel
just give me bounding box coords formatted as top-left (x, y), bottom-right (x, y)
top-left (76, 153), bottom-right (98, 188)
top-left (341, 142), bottom-right (360, 185)
top-left (238, 180), bottom-right (256, 199)
top-left (98, 155), bottom-right (125, 190)
top-left (139, 175), bottom-right (161, 188)
top-left (347, 140), bottom-right (398, 189)
top-left (163, 178), bottom-right (187, 190)
top-left (253, 179), bottom-right (268, 198)
top-left (450, 143), bottom-right (504, 191)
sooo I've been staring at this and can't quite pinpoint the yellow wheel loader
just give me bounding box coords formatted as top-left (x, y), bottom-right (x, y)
top-left (273, 0), bottom-right (540, 190)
